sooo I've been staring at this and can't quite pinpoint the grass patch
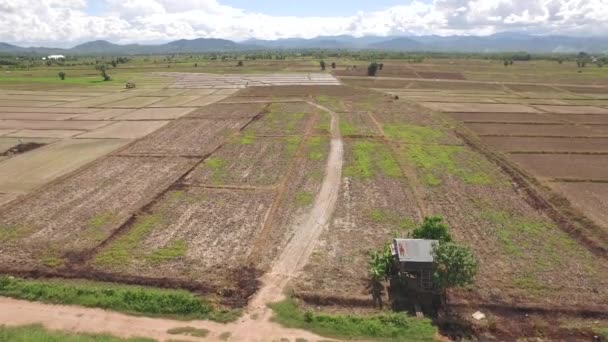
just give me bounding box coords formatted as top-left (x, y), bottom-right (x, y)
top-left (286, 137), bottom-right (301, 156)
top-left (0, 324), bottom-right (154, 342)
top-left (86, 212), bottom-right (117, 242)
top-left (344, 141), bottom-right (401, 179)
top-left (166, 327), bottom-right (209, 338)
top-left (270, 299), bottom-right (436, 341)
top-left (204, 157), bottom-right (225, 185)
top-left (219, 332), bottom-right (231, 340)
top-left (370, 209), bottom-right (416, 231)
top-left (404, 144), bottom-right (492, 186)
top-left (238, 132), bottom-right (255, 145)
top-left (307, 137), bottom-right (326, 161)
top-left (340, 120), bottom-right (357, 135)
top-left (146, 240), bottom-right (186, 265)
top-left (0, 224), bottom-right (34, 242)
top-left (383, 124), bottom-right (443, 144)
top-left (295, 191), bottom-right (314, 206)
top-left (94, 214), bottom-right (163, 268)
top-left (0, 276), bottom-right (238, 322)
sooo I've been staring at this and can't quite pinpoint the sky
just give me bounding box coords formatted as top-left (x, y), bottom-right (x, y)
top-left (1, 0), bottom-right (607, 47)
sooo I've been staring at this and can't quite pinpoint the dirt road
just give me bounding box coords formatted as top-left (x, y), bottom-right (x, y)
top-left (0, 101), bottom-right (344, 342)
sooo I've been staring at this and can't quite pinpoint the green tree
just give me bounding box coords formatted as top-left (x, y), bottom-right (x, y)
top-left (320, 60), bottom-right (326, 71)
top-left (379, 63), bottom-right (384, 70)
top-left (331, 62), bottom-right (336, 69)
top-left (368, 243), bottom-right (392, 281)
top-left (96, 64), bottom-right (111, 81)
top-left (432, 242), bottom-right (478, 290)
top-left (237, 60), bottom-right (244, 67)
top-left (367, 62), bottom-right (379, 76)
top-left (58, 71), bottom-right (66, 80)
top-left (111, 60), bottom-right (117, 68)
top-left (411, 216), bottom-right (452, 242)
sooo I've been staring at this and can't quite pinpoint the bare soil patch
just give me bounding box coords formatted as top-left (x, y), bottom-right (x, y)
top-left (550, 114), bottom-right (608, 124)
top-left (120, 118), bottom-right (248, 156)
top-left (77, 121), bottom-right (169, 139)
top-left (535, 105), bottom-right (608, 114)
top-left (510, 154), bottom-right (608, 181)
top-left (495, 98), bottom-right (570, 105)
top-left (243, 102), bottom-right (314, 136)
top-left (482, 136), bottom-right (608, 153)
top-left (147, 96), bottom-right (202, 107)
top-left (184, 137), bottom-right (295, 187)
top-left (72, 109), bottom-right (134, 121)
top-left (115, 107), bottom-right (196, 120)
top-left (0, 120), bottom-right (110, 131)
top-left (238, 85), bottom-right (369, 97)
top-left (0, 107), bottom-right (100, 114)
top-left (0, 138), bottom-right (129, 193)
top-left (90, 187), bottom-right (273, 301)
top-left (449, 112), bottom-right (563, 123)
top-left (418, 71), bottom-right (465, 80)
top-left (0, 155), bottom-right (196, 269)
top-left (409, 81), bottom-right (504, 91)
top-left (185, 102), bottom-right (268, 119)
top-left (465, 123), bottom-right (599, 137)
top-left (422, 102), bottom-right (540, 113)
top-left (556, 85), bottom-right (608, 94)
top-left (549, 181), bottom-right (608, 229)
top-left (6, 129), bottom-right (86, 138)
top-left (0, 113), bottom-right (79, 121)
top-left (100, 96), bottom-right (165, 108)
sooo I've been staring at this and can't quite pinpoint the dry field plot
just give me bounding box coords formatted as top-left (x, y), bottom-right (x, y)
top-left (549, 182), bottom-right (608, 229)
top-left (0, 156), bottom-right (196, 269)
top-left (482, 136), bottom-right (608, 153)
top-left (558, 114), bottom-right (608, 124)
top-left (185, 102), bottom-right (268, 119)
top-left (534, 105), bottom-right (608, 114)
top-left (120, 118), bottom-right (248, 156)
top-left (184, 137), bottom-right (296, 187)
top-left (422, 102), bottom-right (541, 113)
top-left (77, 121), bottom-right (169, 139)
top-left (449, 112), bottom-right (564, 123)
top-left (465, 122), bottom-right (600, 137)
top-left (511, 154), bottom-right (608, 181)
top-left (243, 102), bottom-right (315, 136)
top-left (90, 187), bottom-right (273, 289)
top-left (114, 107), bottom-right (196, 120)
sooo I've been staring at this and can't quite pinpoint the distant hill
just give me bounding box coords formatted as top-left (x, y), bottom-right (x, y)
top-left (1, 33), bottom-right (607, 55)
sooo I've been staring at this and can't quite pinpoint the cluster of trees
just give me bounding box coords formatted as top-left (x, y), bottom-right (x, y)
top-left (368, 216), bottom-right (478, 292)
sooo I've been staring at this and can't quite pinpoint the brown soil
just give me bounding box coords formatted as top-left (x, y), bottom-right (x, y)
top-left (185, 102), bottom-right (268, 119)
top-left (558, 114), bottom-right (608, 124)
top-left (449, 112), bottom-right (564, 124)
top-left (0, 156), bottom-right (197, 269)
top-left (184, 138), bottom-right (295, 187)
top-left (549, 181), bottom-right (608, 230)
top-left (242, 102), bottom-right (315, 136)
top-left (119, 118), bottom-right (250, 156)
top-left (418, 71), bottom-right (465, 80)
top-left (422, 102), bottom-right (541, 113)
top-left (510, 153), bottom-right (608, 181)
top-left (465, 122), bottom-right (599, 137)
top-left (482, 136), bottom-right (608, 153)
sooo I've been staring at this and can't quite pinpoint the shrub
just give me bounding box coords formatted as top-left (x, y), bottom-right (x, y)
top-left (411, 216), bottom-right (452, 242)
top-left (320, 60), bottom-right (326, 70)
top-left (367, 62), bottom-right (378, 76)
top-left (58, 71), bottom-right (66, 80)
top-left (331, 62), bottom-right (336, 69)
top-left (368, 243), bottom-right (393, 281)
top-left (237, 60), bottom-right (243, 67)
top-left (432, 242), bottom-right (478, 289)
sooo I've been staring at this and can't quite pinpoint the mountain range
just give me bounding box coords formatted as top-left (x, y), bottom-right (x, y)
top-left (1, 33), bottom-right (607, 55)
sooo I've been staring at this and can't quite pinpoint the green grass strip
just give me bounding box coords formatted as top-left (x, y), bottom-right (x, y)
top-left (270, 299), bottom-right (436, 341)
top-left (0, 324), bottom-right (154, 342)
top-left (0, 276), bottom-right (239, 323)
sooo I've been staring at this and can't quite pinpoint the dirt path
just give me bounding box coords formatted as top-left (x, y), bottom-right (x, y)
top-left (0, 101), bottom-right (344, 342)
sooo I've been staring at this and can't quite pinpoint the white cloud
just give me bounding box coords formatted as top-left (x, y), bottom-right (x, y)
top-left (0, 0), bottom-right (606, 47)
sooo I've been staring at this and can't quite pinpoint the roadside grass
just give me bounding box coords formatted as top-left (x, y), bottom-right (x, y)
top-left (344, 141), bottom-right (401, 179)
top-left (286, 137), bottom-right (301, 156)
top-left (315, 111), bottom-right (331, 134)
top-left (94, 214), bottom-right (163, 268)
top-left (269, 298), bottom-right (436, 341)
top-left (166, 326), bottom-right (210, 338)
top-left (307, 137), bottom-right (327, 161)
top-left (0, 276), bottom-right (239, 323)
top-left (0, 324), bottom-right (155, 342)
top-left (295, 191), bottom-right (314, 207)
top-left (146, 240), bottom-right (186, 264)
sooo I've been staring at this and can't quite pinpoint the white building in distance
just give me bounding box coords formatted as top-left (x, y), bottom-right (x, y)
top-left (47, 55), bottom-right (65, 59)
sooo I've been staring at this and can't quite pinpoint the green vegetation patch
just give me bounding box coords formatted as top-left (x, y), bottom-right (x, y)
top-left (0, 276), bottom-right (238, 322)
top-left (383, 124), bottom-right (443, 144)
top-left (86, 212), bottom-right (117, 242)
top-left (237, 132), bottom-right (255, 145)
top-left (146, 240), bottom-right (186, 265)
top-left (339, 120), bottom-right (357, 136)
top-left (404, 144), bottom-right (492, 186)
top-left (286, 137), bottom-right (301, 156)
top-left (370, 209), bottom-right (416, 231)
top-left (0, 324), bottom-right (154, 342)
top-left (270, 299), bottom-right (436, 341)
top-left (295, 191), bottom-right (314, 207)
top-left (167, 327), bottom-right (209, 338)
top-left (307, 137), bottom-right (327, 161)
top-left (0, 224), bottom-right (34, 243)
top-left (204, 157), bottom-right (226, 185)
top-left (94, 214), bottom-right (163, 268)
top-left (344, 141), bottom-right (401, 179)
